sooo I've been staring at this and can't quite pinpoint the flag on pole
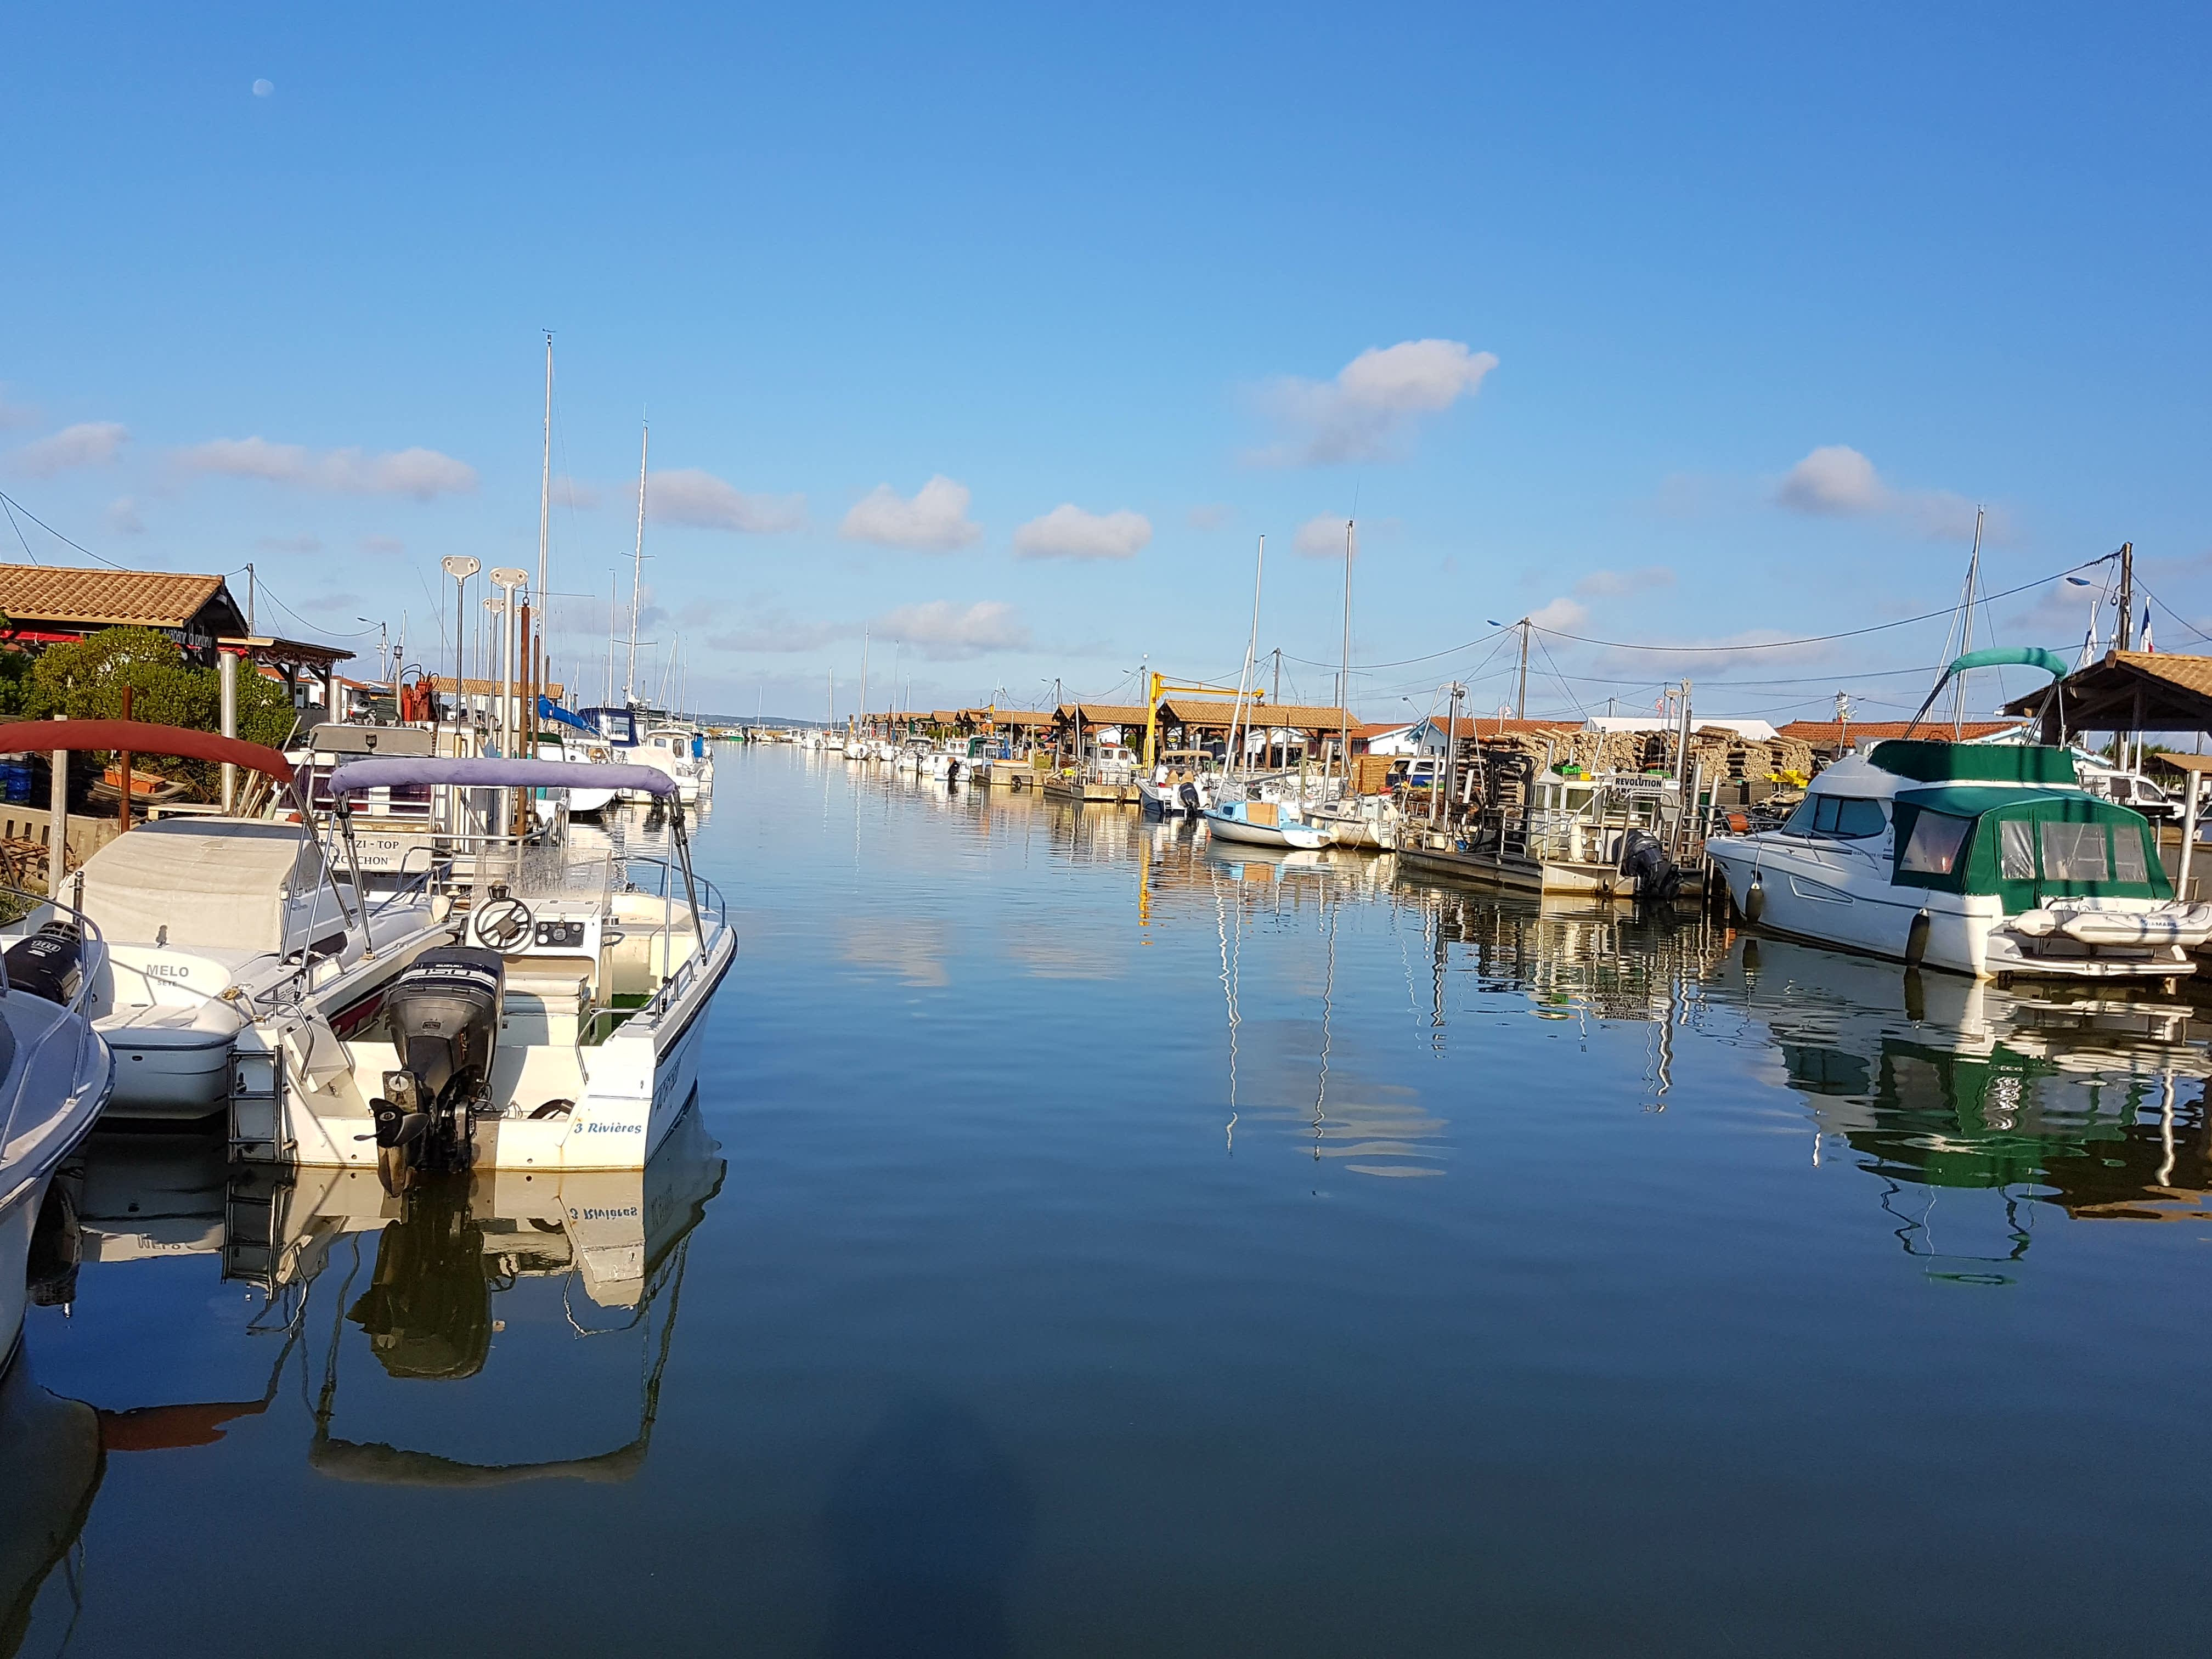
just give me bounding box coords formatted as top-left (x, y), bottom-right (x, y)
top-left (2141, 604), bottom-right (2154, 653)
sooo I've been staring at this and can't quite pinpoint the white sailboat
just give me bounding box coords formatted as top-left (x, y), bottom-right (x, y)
top-left (1205, 535), bottom-right (1331, 851)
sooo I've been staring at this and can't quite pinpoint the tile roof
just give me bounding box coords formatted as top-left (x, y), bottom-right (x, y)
top-left (0, 564), bottom-right (232, 629)
top-left (1779, 719), bottom-right (2017, 746)
top-left (1155, 698), bottom-right (1354, 729)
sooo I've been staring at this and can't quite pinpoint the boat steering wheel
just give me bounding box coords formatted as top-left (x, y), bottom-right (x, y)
top-left (471, 895), bottom-right (535, 953)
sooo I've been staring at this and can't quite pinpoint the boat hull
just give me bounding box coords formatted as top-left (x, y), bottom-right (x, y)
top-left (1706, 837), bottom-right (2194, 983)
top-left (1204, 808), bottom-right (1329, 851)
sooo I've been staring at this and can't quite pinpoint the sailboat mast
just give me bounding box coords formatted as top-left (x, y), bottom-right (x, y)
top-left (537, 332), bottom-right (553, 620)
top-left (1951, 507), bottom-right (1984, 740)
top-left (625, 420), bottom-right (648, 706)
top-left (1228, 534), bottom-right (1266, 780)
top-left (1340, 518), bottom-right (1353, 780)
top-left (860, 630), bottom-right (869, 740)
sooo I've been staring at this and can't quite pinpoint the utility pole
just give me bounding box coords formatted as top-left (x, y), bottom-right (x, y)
top-left (1835, 690), bottom-right (1853, 755)
top-left (1435, 681), bottom-right (1466, 827)
top-left (246, 562), bottom-right (256, 635)
top-left (1272, 647), bottom-right (1281, 704)
top-left (1515, 619), bottom-right (1531, 721)
top-left (2116, 540), bottom-right (2135, 652)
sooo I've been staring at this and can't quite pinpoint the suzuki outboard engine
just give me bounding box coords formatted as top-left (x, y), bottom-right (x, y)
top-left (1179, 781), bottom-right (1202, 814)
top-left (1618, 828), bottom-right (1684, 903)
top-left (370, 946), bottom-right (504, 1192)
top-left (3, 921), bottom-right (82, 1006)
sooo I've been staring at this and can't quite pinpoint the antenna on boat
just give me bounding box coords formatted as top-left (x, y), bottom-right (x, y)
top-left (1950, 506), bottom-right (1984, 739)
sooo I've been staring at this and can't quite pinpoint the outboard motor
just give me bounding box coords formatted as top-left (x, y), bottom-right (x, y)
top-left (369, 946), bottom-right (504, 1192)
top-left (3, 920), bottom-right (82, 1006)
top-left (1179, 781), bottom-right (1202, 814)
top-left (1619, 828), bottom-right (1684, 902)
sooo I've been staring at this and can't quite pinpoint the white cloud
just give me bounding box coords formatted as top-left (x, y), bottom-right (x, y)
top-left (840, 475), bottom-right (981, 550)
top-left (1187, 503), bottom-right (1233, 531)
top-left (1253, 338), bottom-right (1498, 467)
top-left (873, 599), bottom-right (1031, 660)
top-left (0, 387), bottom-right (40, 430)
top-left (1294, 515), bottom-right (1356, 558)
top-left (252, 79), bottom-right (274, 98)
top-left (704, 604), bottom-right (853, 654)
top-left (647, 468), bottom-right (806, 534)
top-left (256, 533), bottom-right (323, 554)
top-left (11, 421), bottom-right (128, 477)
top-left (1573, 566), bottom-right (1674, 599)
top-left (104, 497), bottom-right (145, 535)
top-left (1527, 596), bottom-right (1588, 631)
top-left (1012, 504), bottom-right (1152, 562)
top-left (175, 436), bottom-right (478, 500)
top-left (362, 535), bottom-right (405, 556)
top-left (1774, 445), bottom-right (1982, 541)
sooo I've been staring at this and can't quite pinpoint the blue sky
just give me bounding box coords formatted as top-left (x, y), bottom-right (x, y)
top-left (4, 3), bottom-right (2208, 724)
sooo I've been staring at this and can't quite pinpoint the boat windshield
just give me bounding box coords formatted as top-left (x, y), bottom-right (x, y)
top-left (1782, 794), bottom-right (1888, 838)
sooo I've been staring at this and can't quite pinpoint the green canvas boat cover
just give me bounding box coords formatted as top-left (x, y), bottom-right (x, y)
top-left (1869, 740), bottom-right (2078, 785)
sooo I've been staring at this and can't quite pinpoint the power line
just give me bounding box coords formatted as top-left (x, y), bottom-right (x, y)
top-left (1531, 562), bottom-right (2093, 654)
top-left (0, 489), bottom-right (132, 568)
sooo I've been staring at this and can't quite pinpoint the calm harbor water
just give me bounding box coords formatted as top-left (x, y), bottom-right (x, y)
top-left (10, 743), bottom-right (2211, 1657)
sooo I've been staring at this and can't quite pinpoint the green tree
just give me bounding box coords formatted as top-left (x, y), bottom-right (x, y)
top-left (24, 627), bottom-right (303, 800)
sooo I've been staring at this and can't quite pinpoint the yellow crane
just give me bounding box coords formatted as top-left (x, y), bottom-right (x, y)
top-left (1142, 672), bottom-right (1263, 769)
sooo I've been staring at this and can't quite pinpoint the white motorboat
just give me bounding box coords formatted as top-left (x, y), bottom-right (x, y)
top-left (241, 755), bottom-right (737, 1186)
top-left (0, 886), bottom-right (114, 1374)
top-left (1, 721), bottom-right (460, 1120)
top-left (1707, 650), bottom-right (2212, 983)
top-left (1137, 750), bottom-right (1212, 817)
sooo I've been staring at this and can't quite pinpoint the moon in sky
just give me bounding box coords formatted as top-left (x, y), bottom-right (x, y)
top-left (252, 79), bottom-right (274, 97)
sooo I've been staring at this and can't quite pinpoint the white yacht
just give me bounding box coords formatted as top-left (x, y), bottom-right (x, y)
top-left (1707, 651), bottom-right (2212, 983)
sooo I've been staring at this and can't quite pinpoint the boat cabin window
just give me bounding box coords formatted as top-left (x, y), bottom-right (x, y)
top-left (1899, 809), bottom-right (1972, 875)
top-left (2038, 820), bottom-right (2109, 883)
top-left (1998, 819), bottom-right (2036, 881)
top-left (1785, 794), bottom-right (1886, 838)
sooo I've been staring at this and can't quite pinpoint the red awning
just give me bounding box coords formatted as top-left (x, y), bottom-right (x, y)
top-left (0, 719), bottom-right (295, 782)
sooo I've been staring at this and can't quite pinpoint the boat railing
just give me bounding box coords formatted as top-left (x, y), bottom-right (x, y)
top-left (0, 885), bottom-right (108, 1205)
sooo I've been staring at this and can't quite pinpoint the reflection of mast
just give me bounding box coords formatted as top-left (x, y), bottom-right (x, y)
top-left (1216, 881), bottom-right (1242, 1151)
top-left (1313, 886), bottom-right (1338, 1160)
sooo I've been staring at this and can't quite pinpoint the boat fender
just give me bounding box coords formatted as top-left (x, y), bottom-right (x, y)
top-left (2011, 909), bottom-right (2058, 938)
top-left (1744, 877), bottom-right (1764, 924)
top-left (2, 920), bottom-right (82, 1006)
top-left (1905, 909), bottom-right (1931, 966)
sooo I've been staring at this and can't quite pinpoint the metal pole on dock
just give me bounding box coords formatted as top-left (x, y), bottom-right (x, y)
top-left (2180, 770), bottom-right (2203, 904)
top-left (47, 713), bottom-right (66, 896)
top-left (218, 648), bottom-right (238, 813)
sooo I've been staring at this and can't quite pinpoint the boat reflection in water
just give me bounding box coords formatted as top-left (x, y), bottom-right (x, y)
top-left (229, 1094), bottom-right (725, 1485)
top-left (1, 1102), bottom-right (723, 1649)
top-left (1717, 935), bottom-right (2212, 1278)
